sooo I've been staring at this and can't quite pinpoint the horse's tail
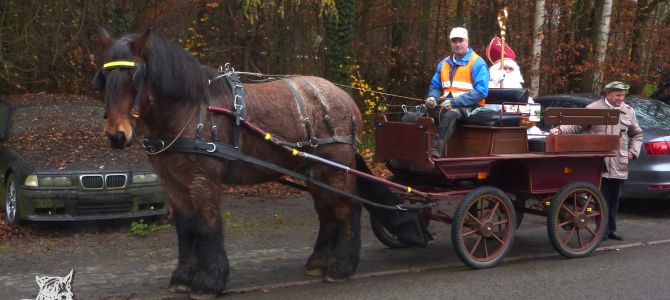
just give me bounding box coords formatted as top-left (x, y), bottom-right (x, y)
top-left (355, 154), bottom-right (428, 247)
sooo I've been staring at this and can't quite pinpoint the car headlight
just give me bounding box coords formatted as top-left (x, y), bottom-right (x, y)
top-left (133, 173), bottom-right (159, 184)
top-left (38, 176), bottom-right (73, 187)
top-left (25, 175), bottom-right (39, 187)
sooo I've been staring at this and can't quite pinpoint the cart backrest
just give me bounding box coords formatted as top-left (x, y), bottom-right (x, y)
top-left (543, 108), bottom-right (620, 153)
top-left (485, 88), bottom-right (529, 104)
top-left (543, 107), bottom-right (619, 126)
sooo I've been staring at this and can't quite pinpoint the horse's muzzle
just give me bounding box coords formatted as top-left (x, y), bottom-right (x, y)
top-left (107, 132), bottom-right (128, 149)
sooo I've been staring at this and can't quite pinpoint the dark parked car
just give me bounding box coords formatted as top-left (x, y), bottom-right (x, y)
top-left (0, 95), bottom-right (167, 224)
top-left (535, 94), bottom-right (670, 200)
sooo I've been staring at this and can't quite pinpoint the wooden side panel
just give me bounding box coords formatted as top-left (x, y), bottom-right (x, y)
top-left (491, 129), bottom-right (529, 154)
top-left (446, 127), bottom-right (492, 157)
top-left (525, 157), bottom-right (604, 192)
top-left (373, 115), bottom-right (435, 170)
top-left (447, 127), bottom-right (529, 157)
top-left (545, 134), bottom-right (619, 153)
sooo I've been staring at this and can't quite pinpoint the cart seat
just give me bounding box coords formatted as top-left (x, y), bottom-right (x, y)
top-left (462, 110), bottom-right (521, 126)
top-left (462, 88), bottom-right (530, 127)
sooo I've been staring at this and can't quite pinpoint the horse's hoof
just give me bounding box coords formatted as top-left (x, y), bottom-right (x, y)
top-left (168, 284), bottom-right (191, 293)
top-left (189, 292), bottom-right (218, 300)
top-left (324, 275), bottom-right (349, 283)
top-left (304, 267), bottom-right (326, 277)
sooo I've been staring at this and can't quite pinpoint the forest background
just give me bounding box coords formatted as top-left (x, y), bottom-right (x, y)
top-left (1, 0), bottom-right (669, 128)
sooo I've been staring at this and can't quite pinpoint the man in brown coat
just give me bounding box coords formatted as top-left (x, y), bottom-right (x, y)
top-left (550, 81), bottom-right (643, 241)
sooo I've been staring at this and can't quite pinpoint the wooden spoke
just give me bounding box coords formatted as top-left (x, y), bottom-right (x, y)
top-left (584, 226), bottom-right (596, 237)
top-left (491, 233), bottom-right (504, 244)
top-left (560, 203), bottom-right (577, 217)
top-left (558, 220), bottom-right (572, 228)
top-left (563, 227), bottom-right (576, 245)
top-left (462, 229), bottom-right (478, 237)
top-left (580, 195), bottom-right (594, 214)
top-left (479, 198), bottom-right (484, 219)
top-left (469, 236), bottom-right (482, 256)
top-left (487, 202), bottom-right (501, 222)
top-left (467, 212), bottom-right (482, 225)
top-left (492, 219), bottom-right (509, 226)
top-left (585, 211), bottom-right (602, 218)
top-left (576, 228), bottom-right (583, 248)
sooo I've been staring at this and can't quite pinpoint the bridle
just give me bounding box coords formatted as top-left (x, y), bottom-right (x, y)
top-left (93, 59), bottom-right (150, 120)
top-left (94, 59), bottom-right (198, 155)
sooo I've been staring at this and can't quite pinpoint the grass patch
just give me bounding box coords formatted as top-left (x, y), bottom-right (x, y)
top-left (130, 219), bottom-right (171, 237)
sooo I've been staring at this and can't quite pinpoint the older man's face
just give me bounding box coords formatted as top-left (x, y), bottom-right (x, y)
top-left (605, 90), bottom-right (626, 107)
top-left (450, 38), bottom-right (469, 56)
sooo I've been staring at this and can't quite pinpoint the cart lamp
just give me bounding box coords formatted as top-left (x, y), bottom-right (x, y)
top-left (587, 207), bottom-right (592, 212)
top-left (25, 175), bottom-right (39, 187)
top-left (477, 172), bottom-right (487, 180)
top-left (545, 201), bottom-right (551, 206)
top-left (563, 167), bottom-right (573, 174)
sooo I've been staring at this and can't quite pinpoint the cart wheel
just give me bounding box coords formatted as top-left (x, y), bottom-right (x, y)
top-left (547, 182), bottom-right (608, 258)
top-left (451, 186), bottom-right (516, 269)
top-left (369, 215), bottom-right (410, 249)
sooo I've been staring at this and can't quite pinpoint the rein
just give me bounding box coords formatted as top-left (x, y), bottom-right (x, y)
top-left (212, 70), bottom-right (425, 103)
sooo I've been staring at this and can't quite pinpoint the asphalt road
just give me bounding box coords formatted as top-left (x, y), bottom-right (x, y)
top-left (2, 195), bottom-right (670, 299)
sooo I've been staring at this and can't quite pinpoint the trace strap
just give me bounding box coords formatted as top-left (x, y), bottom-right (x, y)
top-left (156, 137), bottom-right (424, 211)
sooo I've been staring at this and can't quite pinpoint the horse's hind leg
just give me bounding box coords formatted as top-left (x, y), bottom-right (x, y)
top-left (306, 164), bottom-right (362, 282)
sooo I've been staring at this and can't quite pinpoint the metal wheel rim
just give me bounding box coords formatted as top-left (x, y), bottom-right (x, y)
top-left (554, 189), bottom-right (604, 252)
top-left (460, 194), bottom-right (513, 262)
top-left (6, 180), bottom-right (16, 222)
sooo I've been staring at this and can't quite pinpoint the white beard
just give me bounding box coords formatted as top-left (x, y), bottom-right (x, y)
top-left (489, 60), bottom-right (524, 89)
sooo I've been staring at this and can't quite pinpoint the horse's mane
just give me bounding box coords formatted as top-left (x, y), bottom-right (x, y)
top-left (111, 33), bottom-right (214, 103)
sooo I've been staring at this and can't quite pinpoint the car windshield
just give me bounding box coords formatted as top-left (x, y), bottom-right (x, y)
top-left (627, 99), bottom-right (670, 129)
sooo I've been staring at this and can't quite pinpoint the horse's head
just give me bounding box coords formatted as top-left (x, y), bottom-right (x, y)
top-left (93, 28), bottom-right (151, 149)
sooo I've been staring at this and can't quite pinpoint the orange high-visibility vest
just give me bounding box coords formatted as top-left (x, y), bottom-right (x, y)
top-left (440, 53), bottom-right (485, 106)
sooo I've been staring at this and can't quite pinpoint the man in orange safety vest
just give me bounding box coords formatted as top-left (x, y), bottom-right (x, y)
top-left (425, 27), bottom-right (490, 157)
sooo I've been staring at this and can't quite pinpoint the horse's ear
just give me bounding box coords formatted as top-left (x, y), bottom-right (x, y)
top-left (99, 27), bottom-right (113, 50)
top-left (130, 28), bottom-right (151, 57)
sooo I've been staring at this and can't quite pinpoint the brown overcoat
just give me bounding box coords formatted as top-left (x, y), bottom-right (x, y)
top-left (558, 98), bottom-right (643, 179)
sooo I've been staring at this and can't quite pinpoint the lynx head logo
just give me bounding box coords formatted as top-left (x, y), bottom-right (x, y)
top-left (35, 269), bottom-right (74, 300)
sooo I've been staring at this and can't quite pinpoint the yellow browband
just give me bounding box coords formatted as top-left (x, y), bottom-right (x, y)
top-left (103, 60), bottom-right (136, 69)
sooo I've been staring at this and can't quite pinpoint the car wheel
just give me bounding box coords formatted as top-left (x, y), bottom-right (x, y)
top-left (4, 174), bottom-right (21, 225)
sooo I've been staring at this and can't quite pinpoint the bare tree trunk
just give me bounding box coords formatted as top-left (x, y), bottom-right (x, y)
top-left (592, 0), bottom-right (614, 91)
top-left (530, 0), bottom-right (546, 97)
top-left (456, 0), bottom-right (464, 27)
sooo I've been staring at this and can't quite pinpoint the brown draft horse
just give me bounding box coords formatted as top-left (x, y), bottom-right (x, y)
top-left (94, 29), bottom-right (425, 298)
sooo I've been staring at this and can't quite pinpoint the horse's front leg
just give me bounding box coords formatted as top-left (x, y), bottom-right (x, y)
top-left (169, 212), bottom-right (197, 293)
top-left (188, 176), bottom-right (230, 299)
top-left (162, 186), bottom-right (197, 293)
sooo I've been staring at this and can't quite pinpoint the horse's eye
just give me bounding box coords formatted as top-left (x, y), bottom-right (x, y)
top-left (103, 112), bottom-right (108, 119)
